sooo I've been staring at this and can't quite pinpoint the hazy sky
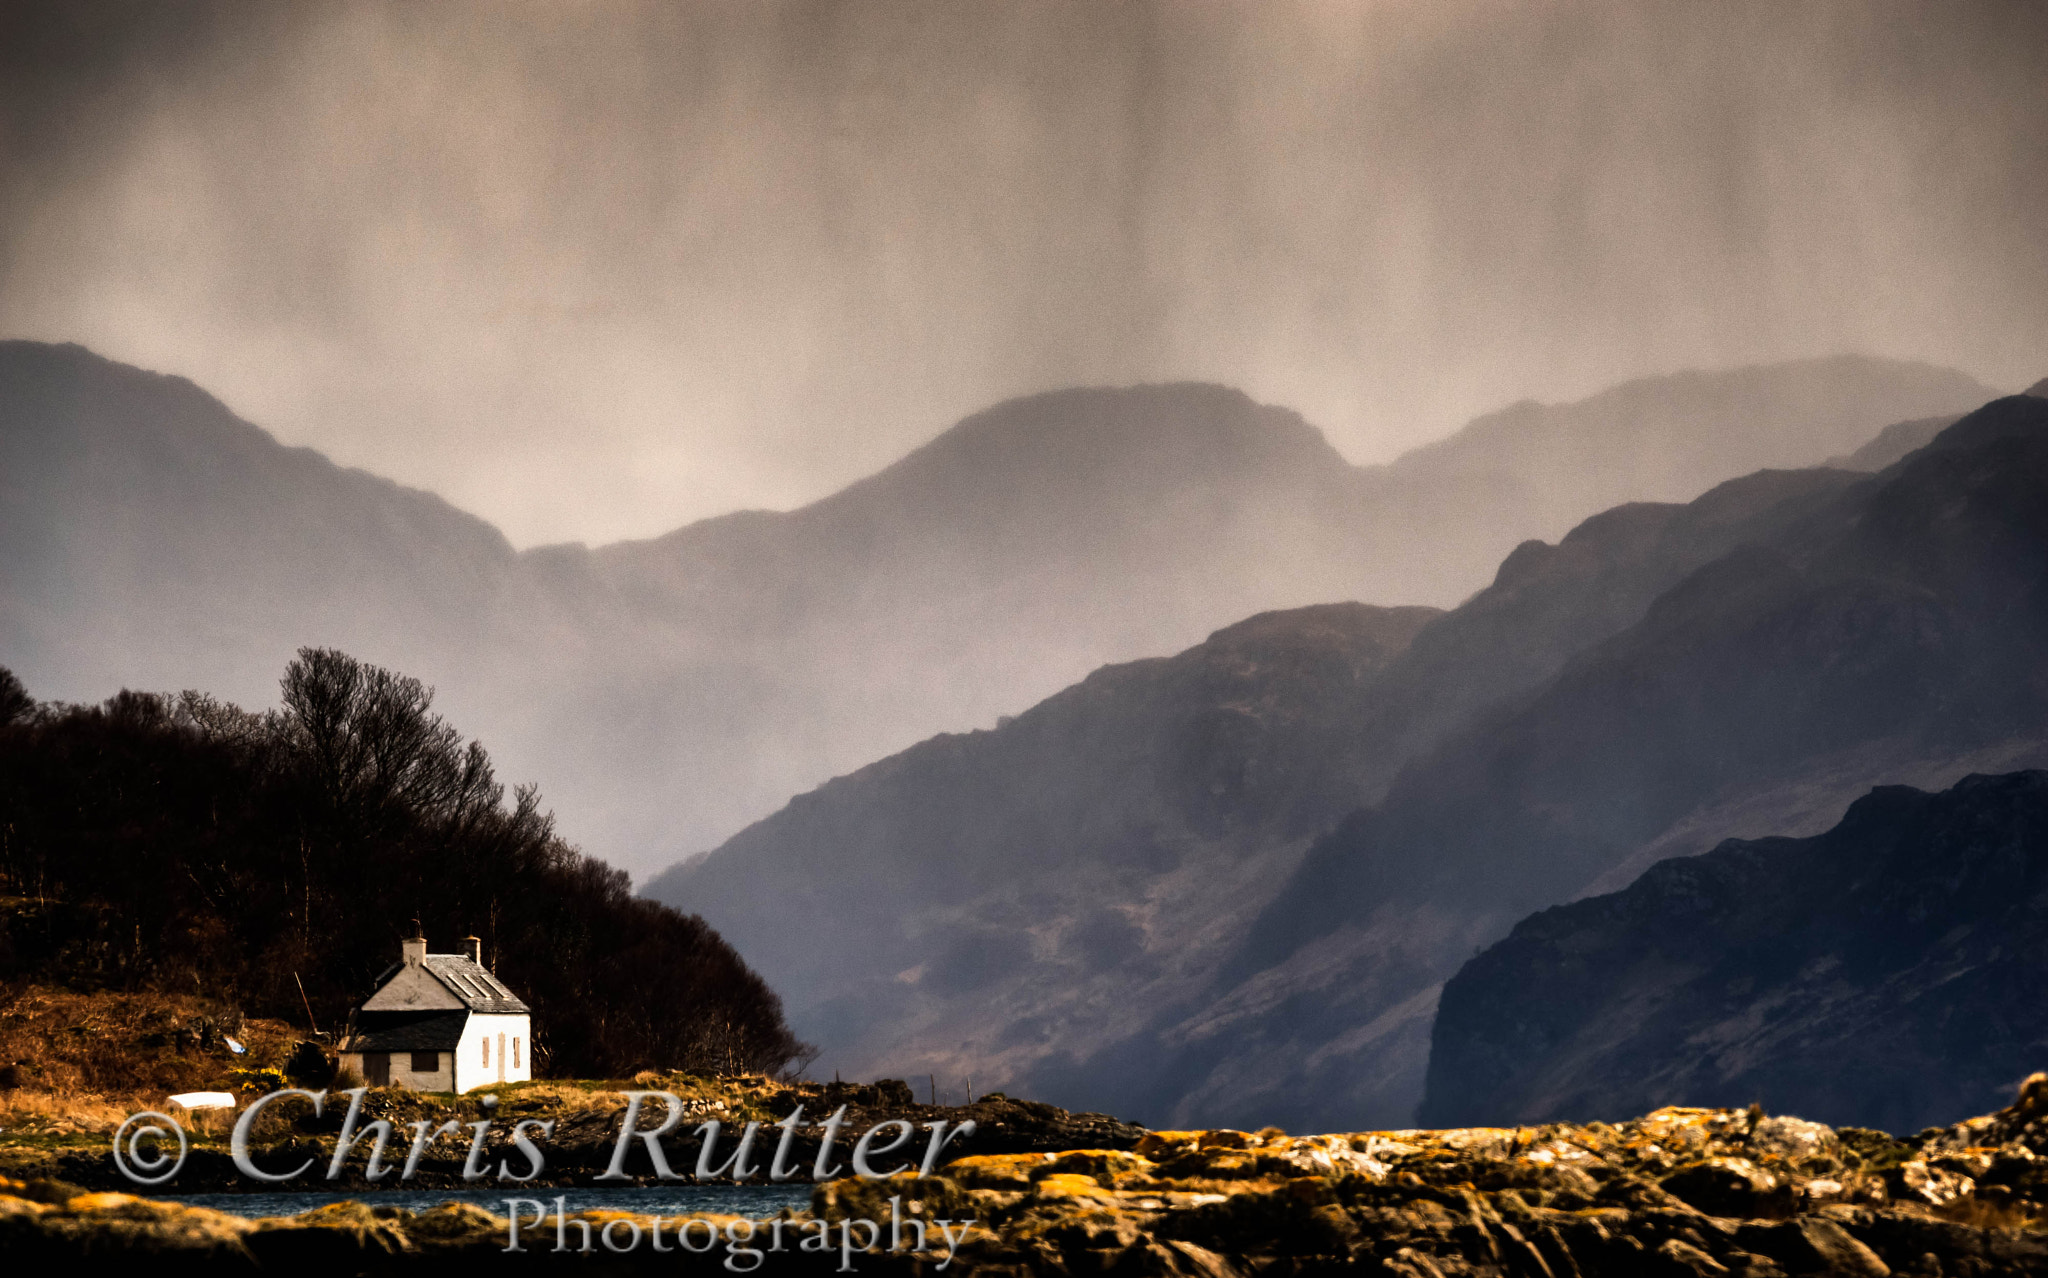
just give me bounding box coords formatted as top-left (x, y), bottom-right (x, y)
top-left (4, 1), bottom-right (2045, 547)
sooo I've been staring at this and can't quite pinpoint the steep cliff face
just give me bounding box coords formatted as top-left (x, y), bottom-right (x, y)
top-left (1425, 771), bottom-right (2048, 1133)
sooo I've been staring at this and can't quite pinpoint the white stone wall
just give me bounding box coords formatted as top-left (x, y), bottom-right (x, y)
top-left (453, 1013), bottom-right (532, 1092)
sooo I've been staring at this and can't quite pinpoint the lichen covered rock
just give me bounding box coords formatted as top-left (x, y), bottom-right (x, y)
top-left (14, 1080), bottom-right (2048, 1272)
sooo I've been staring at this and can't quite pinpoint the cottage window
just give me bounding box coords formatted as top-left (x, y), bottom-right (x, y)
top-left (513, 1037), bottom-right (521, 1068)
top-left (411, 1050), bottom-right (439, 1073)
top-left (482, 1036), bottom-right (491, 1067)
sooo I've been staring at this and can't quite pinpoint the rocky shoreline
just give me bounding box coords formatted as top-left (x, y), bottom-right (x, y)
top-left (1, 1080), bottom-right (1145, 1193)
top-left (15, 1076), bottom-right (2048, 1273)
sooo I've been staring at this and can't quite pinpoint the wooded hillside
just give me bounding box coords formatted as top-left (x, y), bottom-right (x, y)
top-left (0, 651), bottom-right (806, 1080)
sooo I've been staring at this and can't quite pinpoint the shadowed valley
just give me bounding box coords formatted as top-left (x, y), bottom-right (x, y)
top-left (653, 386), bottom-right (2048, 1132)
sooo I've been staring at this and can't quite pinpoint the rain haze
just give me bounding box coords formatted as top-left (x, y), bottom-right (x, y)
top-left (2, 1), bottom-right (2045, 880)
top-left (4, 0), bottom-right (2046, 547)
top-left (14, 0), bottom-right (2048, 1155)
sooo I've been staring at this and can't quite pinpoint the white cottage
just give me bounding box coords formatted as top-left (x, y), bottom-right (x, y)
top-left (338, 925), bottom-right (532, 1093)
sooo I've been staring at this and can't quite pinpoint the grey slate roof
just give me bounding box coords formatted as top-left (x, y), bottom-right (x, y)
top-left (366, 954), bottom-right (531, 1014)
top-left (346, 1010), bottom-right (470, 1052)
top-left (423, 954), bottom-right (530, 1013)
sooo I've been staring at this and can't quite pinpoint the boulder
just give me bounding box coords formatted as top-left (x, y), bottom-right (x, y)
top-left (1735, 1219), bottom-right (1889, 1277)
top-left (1663, 1157), bottom-right (1784, 1217)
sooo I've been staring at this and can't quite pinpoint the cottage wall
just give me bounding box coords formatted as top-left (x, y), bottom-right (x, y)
top-left (337, 1046), bottom-right (457, 1092)
top-left (453, 1012), bottom-right (532, 1093)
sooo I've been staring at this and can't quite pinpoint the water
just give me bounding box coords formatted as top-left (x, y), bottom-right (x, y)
top-left (164, 1184), bottom-right (816, 1220)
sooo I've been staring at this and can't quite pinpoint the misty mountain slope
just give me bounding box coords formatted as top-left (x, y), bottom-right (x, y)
top-left (1003, 469), bottom-right (1919, 1129)
top-left (0, 341), bottom-right (1997, 876)
top-left (0, 341), bottom-right (531, 710)
top-left (1156, 391), bottom-right (2048, 1133)
top-left (642, 601), bottom-right (1440, 1082)
top-left (569, 360), bottom-right (1993, 869)
top-left (1422, 771), bottom-right (2048, 1133)
top-left (1358, 355), bottom-right (1991, 599)
top-left (593, 384), bottom-right (1370, 605)
top-left (1568, 729), bottom-right (2048, 904)
top-left (1336, 465), bottom-right (1869, 804)
top-left (1825, 413), bottom-right (1961, 471)
top-left (522, 384), bottom-right (1404, 866)
top-left (647, 418), bottom-right (1979, 1112)
top-left (601, 358), bottom-right (1980, 618)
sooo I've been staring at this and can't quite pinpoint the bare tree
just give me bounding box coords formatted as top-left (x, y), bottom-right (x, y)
top-left (0, 667), bottom-right (32, 727)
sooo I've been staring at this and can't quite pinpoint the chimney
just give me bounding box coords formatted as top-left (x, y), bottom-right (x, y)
top-left (463, 935), bottom-right (482, 965)
top-left (402, 919), bottom-right (427, 967)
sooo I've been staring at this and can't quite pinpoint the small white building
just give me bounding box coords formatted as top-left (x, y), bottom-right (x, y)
top-left (338, 924), bottom-right (532, 1093)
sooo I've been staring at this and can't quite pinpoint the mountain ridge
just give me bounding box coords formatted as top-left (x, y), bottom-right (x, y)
top-left (1172, 391), bottom-right (2048, 1132)
top-left (0, 339), bottom-right (2000, 876)
top-left (649, 388), bottom-right (2048, 1130)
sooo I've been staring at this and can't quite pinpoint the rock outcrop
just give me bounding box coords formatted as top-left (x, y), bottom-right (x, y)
top-left (1424, 771), bottom-right (2048, 1132)
top-left (4, 1075), bottom-right (1144, 1193)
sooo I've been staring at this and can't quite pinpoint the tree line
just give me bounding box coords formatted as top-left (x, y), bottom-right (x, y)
top-left (0, 651), bottom-right (809, 1079)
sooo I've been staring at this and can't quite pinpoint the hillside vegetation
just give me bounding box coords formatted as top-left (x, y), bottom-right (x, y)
top-left (0, 651), bottom-right (805, 1081)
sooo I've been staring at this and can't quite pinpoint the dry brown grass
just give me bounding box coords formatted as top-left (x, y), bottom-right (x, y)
top-left (0, 1088), bottom-right (141, 1136)
top-left (0, 984), bottom-right (303, 1106)
top-left (1932, 1195), bottom-right (2048, 1233)
top-left (0, 987), bottom-right (809, 1155)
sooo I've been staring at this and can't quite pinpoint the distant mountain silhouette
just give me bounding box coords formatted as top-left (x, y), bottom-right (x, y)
top-left (1423, 771), bottom-right (2048, 1133)
top-left (0, 340), bottom-right (1996, 874)
top-left (653, 389), bottom-right (2048, 1128)
top-left (1358, 357), bottom-right (1994, 599)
